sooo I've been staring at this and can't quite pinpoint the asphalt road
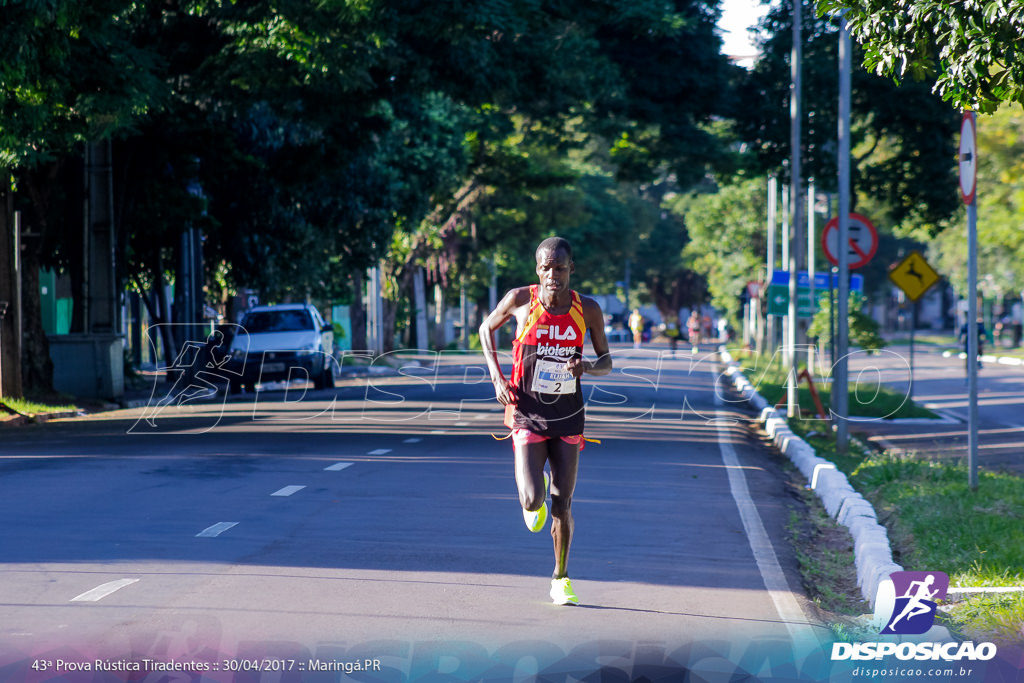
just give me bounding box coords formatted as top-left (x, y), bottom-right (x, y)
top-left (0, 345), bottom-right (829, 680)
top-left (840, 344), bottom-right (1024, 472)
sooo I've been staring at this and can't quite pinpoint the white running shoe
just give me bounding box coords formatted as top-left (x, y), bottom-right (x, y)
top-left (550, 577), bottom-right (579, 605)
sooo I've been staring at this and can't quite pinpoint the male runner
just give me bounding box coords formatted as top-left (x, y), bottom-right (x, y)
top-left (479, 236), bottom-right (612, 605)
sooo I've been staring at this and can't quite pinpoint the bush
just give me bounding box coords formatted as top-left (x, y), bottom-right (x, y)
top-left (809, 291), bottom-right (885, 352)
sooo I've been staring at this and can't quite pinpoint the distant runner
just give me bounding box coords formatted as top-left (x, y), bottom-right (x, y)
top-left (480, 236), bottom-right (612, 605)
top-left (629, 308), bottom-right (644, 349)
top-left (687, 310), bottom-right (702, 354)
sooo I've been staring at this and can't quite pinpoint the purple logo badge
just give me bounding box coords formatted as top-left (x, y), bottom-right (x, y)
top-left (882, 571), bottom-right (949, 635)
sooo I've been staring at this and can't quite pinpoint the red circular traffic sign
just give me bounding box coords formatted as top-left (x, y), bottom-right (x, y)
top-left (959, 112), bottom-right (977, 205)
top-left (822, 213), bottom-right (878, 269)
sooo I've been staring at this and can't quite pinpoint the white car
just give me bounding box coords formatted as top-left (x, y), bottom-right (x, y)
top-left (226, 303), bottom-right (334, 392)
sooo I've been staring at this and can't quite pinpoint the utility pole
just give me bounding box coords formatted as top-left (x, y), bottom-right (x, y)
top-left (0, 178), bottom-right (22, 398)
top-left (807, 178), bottom-right (816, 372)
top-left (766, 175), bottom-right (777, 354)
top-left (786, 0), bottom-right (803, 415)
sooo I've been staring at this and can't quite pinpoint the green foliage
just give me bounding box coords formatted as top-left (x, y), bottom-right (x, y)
top-left (0, 1), bottom-right (165, 167)
top-left (734, 0), bottom-right (961, 232)
top-left (788, 419), bottom-right (1024, 643)
top-left (931, 106), bottom-right (1024, 299)
top-left (815, 0), bottom-right (1024, 112)
top-left (809, 291), bottom-right (886, 351)
top-left (849, 457), bottom-right (1024, 583)
top-left (737, 351), bottom-right (932, 419)
top-left (4, 0), bottom-right (739, 370)
top-left (668, 177), bottom-right (767, 325)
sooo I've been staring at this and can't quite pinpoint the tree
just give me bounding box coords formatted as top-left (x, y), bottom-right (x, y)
top-left (809, 292), bottom-right (885, 351)
top-left (815, 0), bottom-right (1024, 112)
top-left (929, 106), bottom-right (1024, 299)
top-left (3, 1), bottom-right (165, 394)
top-left (667, 178), bottom-right (766, 326)
top-left (733, 0), bottom-right (961, 233)
top-left (372, 0), bottom-right (737, 348)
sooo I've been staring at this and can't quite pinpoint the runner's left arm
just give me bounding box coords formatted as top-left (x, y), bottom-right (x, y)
top-left (567, 297), bottom-right (611, 378)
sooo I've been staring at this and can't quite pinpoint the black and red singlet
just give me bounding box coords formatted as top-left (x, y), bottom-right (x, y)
top-left (504, 285), bottom-right (587, 437)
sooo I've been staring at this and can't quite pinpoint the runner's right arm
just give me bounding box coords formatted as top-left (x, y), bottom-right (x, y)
top-left (480, 288), bottom-right (530, 405)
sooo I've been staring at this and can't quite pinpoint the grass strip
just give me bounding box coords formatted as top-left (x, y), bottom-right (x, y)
top-left (2, 397), bottom-right (78, 416)
top-left (788, 418), bottom-right (1024, 646)
top-left (731, 350), bottom-right (937, 419)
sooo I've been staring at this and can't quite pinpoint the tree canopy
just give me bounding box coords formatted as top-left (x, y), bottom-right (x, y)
top-left (815, 0), bottom-right (1024, 112)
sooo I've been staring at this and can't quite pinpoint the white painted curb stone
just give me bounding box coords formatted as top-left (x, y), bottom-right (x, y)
top-left (719, 348), bottom-right (902, 607)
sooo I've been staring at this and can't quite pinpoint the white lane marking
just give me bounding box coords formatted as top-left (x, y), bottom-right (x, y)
top-left (713, 375), bottom-right (810, 643)
top-left (368, 449), bottom-right (391, 456)
top-left (71, 578), bottom-right (140, 602)
top-left (271, 485), bottom-right (306, 497)
top-left (430, 430), bottom-right (446, 435)
top-left (474, 414), bottom-right (488, 420)
top-left (455, 422), bottom-right (470, 427)
top-left (325, 462), bottom-right (354, 471)
top-left (403, 438), bottom-right (422, 443)
top-left (196, 522), bottom-right (239, 538)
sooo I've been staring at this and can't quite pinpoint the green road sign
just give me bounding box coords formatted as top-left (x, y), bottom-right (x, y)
top-left (766, 284), bottom-right (827, 318)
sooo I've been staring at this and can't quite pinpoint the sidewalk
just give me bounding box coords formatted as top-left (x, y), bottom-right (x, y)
top-left (0, 354), bottom-right (409, 427)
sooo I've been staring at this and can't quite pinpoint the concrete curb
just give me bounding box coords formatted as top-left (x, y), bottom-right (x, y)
top-left (720, 348), bottom-right (901, 609)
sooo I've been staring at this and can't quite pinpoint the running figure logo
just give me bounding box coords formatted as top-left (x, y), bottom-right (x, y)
top-left (882, 571), bottom-right (949, 635)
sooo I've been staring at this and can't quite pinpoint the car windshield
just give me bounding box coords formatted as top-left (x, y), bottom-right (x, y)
top-left (241, 310), bottom-right (314, 333)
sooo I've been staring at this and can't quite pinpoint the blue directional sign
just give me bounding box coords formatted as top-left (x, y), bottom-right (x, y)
top-left (770, 270), bottom-right (864, 290)
top-left (767, 270), bottom-right (863, 317)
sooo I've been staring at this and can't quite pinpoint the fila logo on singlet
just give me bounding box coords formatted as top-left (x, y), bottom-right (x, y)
top-left (537, 325), bottom-right (577, 341)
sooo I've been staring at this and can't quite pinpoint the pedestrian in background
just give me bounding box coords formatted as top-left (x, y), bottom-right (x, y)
top-left (629, 309), bottom-right (644, 349)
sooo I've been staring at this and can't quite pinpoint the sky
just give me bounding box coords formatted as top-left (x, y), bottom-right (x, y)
top-left (717, 0), bottom-right (772, 59)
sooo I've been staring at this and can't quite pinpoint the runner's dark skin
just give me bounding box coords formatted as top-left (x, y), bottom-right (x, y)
top-left (479, 241), bottom-right (611, 579)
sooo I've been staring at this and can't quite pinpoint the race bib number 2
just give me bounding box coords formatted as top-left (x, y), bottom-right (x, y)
top-left (532, 359), bottom-right (576, 395)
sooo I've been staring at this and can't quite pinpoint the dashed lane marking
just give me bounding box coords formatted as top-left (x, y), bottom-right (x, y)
top-left (196, 522), bottom-right (239, 538)
top-left (403, 438), bottom-right (422, 443)
top-left (271, 485), bottom-right (306, 497)
top-left (71, 579), bottom-right (140, 602)
top-left (325, 462), bottom-right (354, 471)
top-left (368, 449), bottom-right (391, 456)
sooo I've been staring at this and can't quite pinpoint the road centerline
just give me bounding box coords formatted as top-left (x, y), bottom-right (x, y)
top-left (271, 485), bottom-right (306, 497)
top-left (196, 521), bottom-right (239, 537)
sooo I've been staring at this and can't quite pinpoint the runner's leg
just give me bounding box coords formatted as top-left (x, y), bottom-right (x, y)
top-left (547, 438), bottom-right (580, 579)
top-left (514, 439), bottom-right (548, 513)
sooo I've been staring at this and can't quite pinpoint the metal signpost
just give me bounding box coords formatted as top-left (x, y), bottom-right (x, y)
top-left (888, 251), bottom-right (941, 401)
top-left (836, 16), bottom-right (852, 451)
top-left (960, 111), bottom-right (979, 491)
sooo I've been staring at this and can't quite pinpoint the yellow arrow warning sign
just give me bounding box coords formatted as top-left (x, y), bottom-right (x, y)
top-left (889, 251), bottom-right (940, 301)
